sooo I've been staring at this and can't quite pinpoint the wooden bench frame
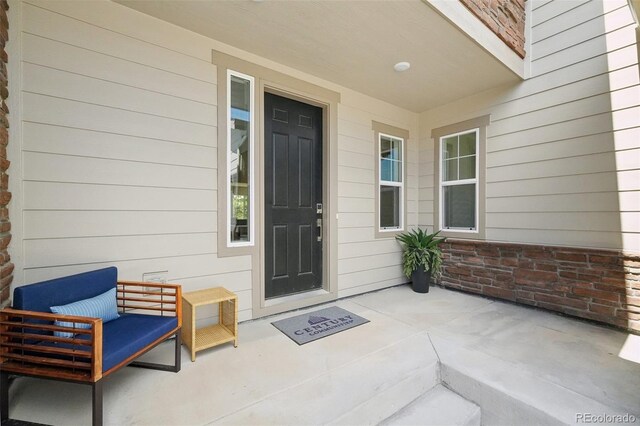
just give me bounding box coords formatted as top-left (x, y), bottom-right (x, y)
top-left (0, 280), bottom-right (182, 425)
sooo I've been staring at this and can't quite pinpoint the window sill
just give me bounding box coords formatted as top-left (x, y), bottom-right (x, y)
top-left (438, 228), bottom-right (485, 240)
top-left (374, 228), bottom-right (405, 239)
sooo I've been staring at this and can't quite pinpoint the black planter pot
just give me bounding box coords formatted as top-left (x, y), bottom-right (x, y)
top-left (411, 267), bottom-right (432, 293)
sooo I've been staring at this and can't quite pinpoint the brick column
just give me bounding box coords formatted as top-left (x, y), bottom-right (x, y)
top-left (0, 0), bottom-right (12, 307)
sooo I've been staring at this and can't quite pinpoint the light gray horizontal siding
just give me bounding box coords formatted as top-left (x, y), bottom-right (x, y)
top-left (531, 25), bottom-right (637, 76)
top-left (486, 171), bottom-right (640, 197)
top-left (338, 150), bottom-right (374, 171)
top-left (23, 182), bottom-right (216, 212)
top-left (338, 227), bottom-right (375, 244)
top-left (338, 252), bottom-right (402, 275)
top-left (23, 211), bottom-right (217, 239)
top-left (533, 5), bottom-right (634, 59)
top-left (23, 34), bottom-right (217, 104)
top-left (23, 152), bottom-right (216, 190)
top-left (23, 122), bottom-right (217, 169)
top-left (338, 182), bottom-right (376, 199)
top-left (488, 86), bottom-right (639, 138)
top-left (532, 0), bottom-right (627, 42)
top-left (338, 239), bottom-right (400, 260)
top-left (488, 107), bottom-right (639, 151)
top-left (24, 234), bottom-right (218, 269)
top-left (18, 0), bottom-right (245, 307)
top-left (338, 135), bottom-right (375, 156)
top-left (24, 2), bottom-right (215, 83)
top-left (490, 65), bottom-right (639, 122)
top-left (531, 0), bottom-right (553, 11)
top-left (338, 197), bottom-right (375, 213)
top-left (486, 212), bottom-right (639, 233)
top-left (531, 0), bottom-right (590, 27)
top-left (487, 128), bottom-right (639, 166)
top-left (486, 150), bottom-right (640, 183)
top-left (24, 254), bottom-right (251, 286)
top-left (420, 0), bottom-right (640, 251)
top-left (338, 166), bottom-right (374, 184)
top-left (338, 213), bottom-right (375, 229)
top-left (335, 103), bottom-right (417, 292)
top-left (23, 92), bottom-right (216, 146)
top-left (491, 44), bottom-right (638, 105)
top-left (486, 191), bottom-right (640, 213)
top-left (337, 278), bottom-right (405, 299)
top-left (485, 228), bottom-right (637, 253)
top-left (23, 62), bottom-right (217, 125)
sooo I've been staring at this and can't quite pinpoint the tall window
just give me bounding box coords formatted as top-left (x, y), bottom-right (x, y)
top-left (227, 70), bottom-right (254, 246)
top-left (379, 133), bottom-right (404, 231)
top-left (440, 129), bottom-right (478, 231)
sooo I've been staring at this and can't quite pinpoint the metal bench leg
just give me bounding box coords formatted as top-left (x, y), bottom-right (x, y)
top-left (174, 331), bottom-right (182, 373)
top-left (1, 371), bottom-right (8, 422)
top-left (129, 332), bottom-right (182, 373)
top-left (92, 380), bottom-right (103, 426)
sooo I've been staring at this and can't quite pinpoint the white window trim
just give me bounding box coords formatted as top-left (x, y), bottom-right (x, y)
top-left (378, 132), bottom-right (404, 233)
top-left (438, 128), bottom-right (479, 234)
top-left (227, 69), bottom-right (255, 248)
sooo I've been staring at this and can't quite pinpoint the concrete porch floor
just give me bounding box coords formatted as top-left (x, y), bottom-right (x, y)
top-left (7, 285), bottom-right (640, 425)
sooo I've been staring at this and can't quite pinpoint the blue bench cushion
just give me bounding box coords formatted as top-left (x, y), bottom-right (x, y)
top-left (36, 313), bottom-right (178, 373)
top-left (14, 267), bottom-right (118, 313)
top-left (102, 313), bottom-right (178, 372)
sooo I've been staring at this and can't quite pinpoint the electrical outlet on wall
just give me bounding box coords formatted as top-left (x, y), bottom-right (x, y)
top-left (142, 271), bottom-right (168, 295)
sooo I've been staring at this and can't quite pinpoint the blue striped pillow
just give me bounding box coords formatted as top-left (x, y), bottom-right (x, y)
top-left (50, 287), bottom-right (120, 337)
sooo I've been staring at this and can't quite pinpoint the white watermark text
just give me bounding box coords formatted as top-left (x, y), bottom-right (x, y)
top-left (576, 413), bottom-right (637, 424)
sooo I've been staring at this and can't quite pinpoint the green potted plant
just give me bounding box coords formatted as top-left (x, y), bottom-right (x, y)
top-left (395, 228), bottom-right (446, 293)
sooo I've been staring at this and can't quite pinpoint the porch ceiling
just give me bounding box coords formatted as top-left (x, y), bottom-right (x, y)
top-left (115, 0), bottom-right (520, 112)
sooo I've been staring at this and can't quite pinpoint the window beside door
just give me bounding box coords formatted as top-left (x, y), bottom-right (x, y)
top-left (379, 134), bottom-right (404, 231)
top-left (227, 70), bottom-right (255, 247)
top-left (372, 121), bottom-right (409, 238)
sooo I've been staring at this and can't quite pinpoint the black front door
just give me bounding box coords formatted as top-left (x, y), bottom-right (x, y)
top-left (264, 93), bottom-right (323, 299)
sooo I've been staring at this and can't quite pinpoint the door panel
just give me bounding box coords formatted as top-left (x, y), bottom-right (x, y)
top-left (273, 225), bottom-right (289, 278)
top-left (265, 93), bottom-right (323, 299)
top-left (272, 133), bottom-right (289, 207)
top-left (299, 224), bottom-right (313, 274)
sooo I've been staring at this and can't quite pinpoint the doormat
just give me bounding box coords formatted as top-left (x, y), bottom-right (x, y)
top-left (272, 306), bottom-right (369, 345)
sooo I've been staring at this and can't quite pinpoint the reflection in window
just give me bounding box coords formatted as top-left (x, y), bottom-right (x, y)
top-left (228, 71), bottom-right (254, 245)
top-left (379, 134), bottom-right (404, 231)
top-left (440, 129), bottom-right (478, 231)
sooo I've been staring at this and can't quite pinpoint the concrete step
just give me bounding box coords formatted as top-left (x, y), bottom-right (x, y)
top-left (381, 384), bottom-right (481, 426)
top-left (215, 332), bottom-right (440, 425)
top-left (430, 334), bottom-right (640, 426)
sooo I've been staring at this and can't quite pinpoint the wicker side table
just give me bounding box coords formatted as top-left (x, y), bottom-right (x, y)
top-left (181, 287), bottom-right (238, 361)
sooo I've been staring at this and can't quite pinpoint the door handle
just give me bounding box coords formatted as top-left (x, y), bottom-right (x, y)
top-left (316, 218), bottom-right (323, 242)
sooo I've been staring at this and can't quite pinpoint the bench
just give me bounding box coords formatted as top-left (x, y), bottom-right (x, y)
top-left (0, 267), bottom-right (182, 425)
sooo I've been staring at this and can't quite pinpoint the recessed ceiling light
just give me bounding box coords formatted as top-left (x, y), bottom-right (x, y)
top-left (394, 62), bottom-right (411, 72)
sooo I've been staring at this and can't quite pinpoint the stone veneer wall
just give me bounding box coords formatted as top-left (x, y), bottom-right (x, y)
top-left (459, 0), bottom-right (526, 58)
top-left (440, 240), bottom-right (640, 332)
top-left (0, 0), bottom-right (11, 307)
